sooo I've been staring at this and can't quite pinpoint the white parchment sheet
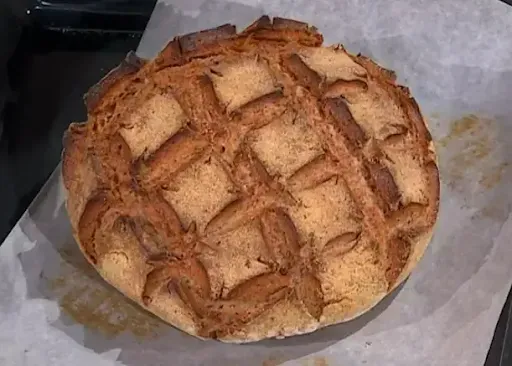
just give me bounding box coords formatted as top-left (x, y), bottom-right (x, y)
top-left (1, 0), bottom-right (512, 365)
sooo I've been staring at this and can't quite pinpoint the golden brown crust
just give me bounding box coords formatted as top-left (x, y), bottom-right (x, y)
top-left (62, 16), bottom-right (440, 343)
top-left (84, 51), bottom-right (146, 113)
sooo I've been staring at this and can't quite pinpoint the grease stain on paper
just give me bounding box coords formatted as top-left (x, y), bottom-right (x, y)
top-left (262, 356), bottom-right (286, 366)
top-left (436, 114), bottom-right (509, 192)
top-left (313, 357), bottom-right (329, 366)
top-left (46, 245), bottom-right (164, 339)
top-left (479, 162), bottom-right (510, 190)
top-left (438, 115), bottom-right (482, 147)
top-left (300, 357), bottom-right (330, 366)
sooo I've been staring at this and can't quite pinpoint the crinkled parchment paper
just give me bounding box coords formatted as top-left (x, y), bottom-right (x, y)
top-left (1, 0), bottom-right (512, 365)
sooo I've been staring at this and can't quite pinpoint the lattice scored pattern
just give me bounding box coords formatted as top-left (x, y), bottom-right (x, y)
top-left (62, 16), bottom-right (439, 342)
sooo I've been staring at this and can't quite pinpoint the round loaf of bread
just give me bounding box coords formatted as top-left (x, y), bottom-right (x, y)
top-left (62, 16), bottom-right (440, 343)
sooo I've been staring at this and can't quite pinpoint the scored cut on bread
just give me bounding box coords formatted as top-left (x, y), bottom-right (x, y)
top-left (62, 15), bottom-right (440, 343)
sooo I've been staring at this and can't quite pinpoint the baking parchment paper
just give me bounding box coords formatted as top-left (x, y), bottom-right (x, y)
top-left (2, 0), bottom-right (512, 365)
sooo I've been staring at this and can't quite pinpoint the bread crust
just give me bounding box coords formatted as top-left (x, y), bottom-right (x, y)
top-left (62, 15), bottom-right (439, 343)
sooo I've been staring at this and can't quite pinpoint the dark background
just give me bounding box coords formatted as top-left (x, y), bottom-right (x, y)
top-left (0, 1), bottom-right (510, 365)
top-left (0, 0), bottom-right (154, 239)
